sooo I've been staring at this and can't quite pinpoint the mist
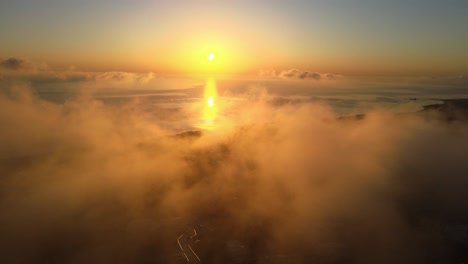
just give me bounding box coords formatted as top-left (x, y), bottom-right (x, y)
top-left (0, 85), bottom-right (468, 264)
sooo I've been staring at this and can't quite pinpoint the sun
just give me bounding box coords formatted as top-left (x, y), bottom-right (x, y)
top-left (207, 53), bottom-right (215, 61)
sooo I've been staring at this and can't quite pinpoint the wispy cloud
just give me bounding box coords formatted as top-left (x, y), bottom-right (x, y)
top-left (94, 71), bottom-right (156, 84)
top-left (259, 68), bottom-right (342, 80)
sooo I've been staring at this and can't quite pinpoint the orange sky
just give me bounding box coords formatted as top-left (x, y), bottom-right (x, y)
top-left (0, 0), bottom-right (467, 76)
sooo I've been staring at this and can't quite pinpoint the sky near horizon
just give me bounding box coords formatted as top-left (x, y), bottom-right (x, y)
top-left (0, 0), bottom-right (467, 75)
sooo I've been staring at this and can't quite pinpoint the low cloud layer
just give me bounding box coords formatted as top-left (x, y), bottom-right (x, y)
top-left (0, 58), bottom-right (156, 86)
top-left (0, 57), bottom-right (47, 71)
top-left (0, 57), bottom-right (28, 70)
top-left (0, 58), bottom-right (201, 100)
top-left (260, 69), bottom-right (342, 80)
top-left (0, 86), bottom-right (468, 263)
top-left (258, 69), bottom-right (342, 80)
top-left (94, 71), bottom-right (156, 84)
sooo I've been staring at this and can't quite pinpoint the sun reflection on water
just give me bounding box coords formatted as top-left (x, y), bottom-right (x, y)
top-left (199, 77), bottom-right (218, 130)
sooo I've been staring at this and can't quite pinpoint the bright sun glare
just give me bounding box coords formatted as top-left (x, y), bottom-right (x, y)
top-left (207, 96), bottom-right (214, 108)
top-left (207, 53), bottom-right (215, 61)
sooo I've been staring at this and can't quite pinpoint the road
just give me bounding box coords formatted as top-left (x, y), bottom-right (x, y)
top-left (177, 229), bottom-right (201, 263)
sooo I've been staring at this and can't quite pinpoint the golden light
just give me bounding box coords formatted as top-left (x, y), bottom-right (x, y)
top-left (207, 53), bottom-right (215, 61)
top-left (207, 96), bottom-right (214, 108)
top-left (201, 77), bottom-right (218, 129)
top-left (159, 32), bottom-right (254, 74)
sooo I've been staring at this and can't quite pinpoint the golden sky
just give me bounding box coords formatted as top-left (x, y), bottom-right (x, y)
top-left (0, 0), bottom-right (467, 75)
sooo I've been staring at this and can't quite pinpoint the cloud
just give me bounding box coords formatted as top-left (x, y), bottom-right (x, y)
top-left (0, 57), bottom-right (35, 71)
top-left (0, 59), bottom-right (169, 95)
top-left (262, 68), bottom-right (342, 80)
top-left (93, 71), bottom-right (156, 84)
top-left (0, 85), bottom-right (467, 263)
top-left (280, 68), bottom-right (320, 79)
